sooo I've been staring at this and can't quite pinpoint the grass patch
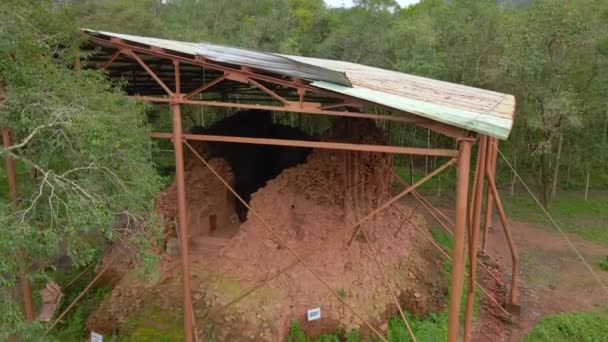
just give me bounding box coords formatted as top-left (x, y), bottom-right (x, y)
top-left (600, 257), bottom-right (608, 272)
top-left (526, 311), bottom-right (608, 341)
top-left (387, 312), bottom-right (447, 341)
top-left (286, 313), bottom-right (448, 342)
top-left (501, 192), bottom-right (608, 245)
top-left (123, 303), bottom-right (183, 341)
top-left (430, 226), bottom-right (453, 252)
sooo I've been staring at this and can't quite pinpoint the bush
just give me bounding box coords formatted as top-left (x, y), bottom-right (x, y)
top-left (526, 311), bottom-right (608, 341)
top-left (600, 257), bottom-right (608, 271)
top-left (387, 312), bottom-right (447, 342)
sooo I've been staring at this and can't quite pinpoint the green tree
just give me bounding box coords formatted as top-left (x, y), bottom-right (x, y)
top-left (494, 0), bottom-right (594, 206)
top-left (0, 1), bottom-right (161, 336)
top-left (69, 0), bottom-right (163, 36)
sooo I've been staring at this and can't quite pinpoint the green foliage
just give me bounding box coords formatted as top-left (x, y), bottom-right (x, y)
top-left (387, 312), bottom-right (447, 342)
top-left (50, 267), bottom-right (112, 340)
top-left (287, 321), bottom-right (308, 342)
top-left (69, 0), bottom-right (163, 36)
top-left (431, 227), bottom-right (454, 253)
top-left (123, 302), bottom-right (183, 341)
top-left (2, 0), bottom-right (608, 337)
top-left (525, 311), bottom-right (608, 341)
top-left (0, 0), bottom-right (162, 334)
top-left (345, 329), bottom-right (360, 342)
top-left (600, 257), bottom-right (608, 272)
top-left (285, 312), bottom-right (449, 342)
top-left (502, 192), bottom-right (608, 244)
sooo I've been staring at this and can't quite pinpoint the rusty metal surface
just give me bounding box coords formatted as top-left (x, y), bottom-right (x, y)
top-left (146, 132), bottom-right (458, 157)
top-left (464, 136), bottom-right (488, 341)
top-left (82, 29), bottom-right (516, 140)
top-left (83, 29), bottom-right (352, 86)
top-left (447, 139), bottom-right (473, 342)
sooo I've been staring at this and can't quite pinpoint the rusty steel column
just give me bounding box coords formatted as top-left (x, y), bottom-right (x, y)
top-left (1, 128), bottom-right (35, 321)
top-left (463, 136), bottom-right (488, 341)
top-left (486, 168), bottom-right (520, 305)
top-left (172, 60), bottom-right (194, 342)
top-left (447, 138), bottom-right (473, 342)
top-left (172, 102), bottom-right (194, 342)
top-left (481, 138), bottom-right (497, 252)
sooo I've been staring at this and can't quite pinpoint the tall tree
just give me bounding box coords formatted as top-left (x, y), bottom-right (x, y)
top-left (495, 0), bottom-right (593, 206)
top-left (0, 1), bottom-right (161, 336)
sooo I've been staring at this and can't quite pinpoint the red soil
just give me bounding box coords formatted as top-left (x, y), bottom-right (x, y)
top-left (88, 119), bottom-right (447, 340)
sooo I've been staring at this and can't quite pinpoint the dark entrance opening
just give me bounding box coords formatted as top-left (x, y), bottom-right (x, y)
top-left (192, 110), bottom-right (313, 221)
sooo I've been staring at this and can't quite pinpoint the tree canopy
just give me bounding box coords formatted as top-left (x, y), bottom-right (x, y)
top-left (1, 0), bottom-right (608, 335)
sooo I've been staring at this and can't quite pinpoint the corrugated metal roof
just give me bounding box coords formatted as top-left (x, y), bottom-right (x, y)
top-left (284, 56), bottom-right (514, 140)
top-left (84, 29), bottom-right (515, 140)
top-left (83, 30), bottom-right (352, 86)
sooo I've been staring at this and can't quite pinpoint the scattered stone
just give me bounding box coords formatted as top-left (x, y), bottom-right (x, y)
top-left (263, 239), bottom-right (279, 250)
top-left (344, 261), bottom-right (353, 271)
top-left (166, 237), bottom-right (180, 257)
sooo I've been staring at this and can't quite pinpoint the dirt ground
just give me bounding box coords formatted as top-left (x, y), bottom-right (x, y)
top-left (87, 113), bottom-right (608, 340)
top-left (483, 217), bottom-right (608, 340)
top-left (88, 118), bottom-right (450, 340)
top-left (412, 197), bottom-right (608, 341)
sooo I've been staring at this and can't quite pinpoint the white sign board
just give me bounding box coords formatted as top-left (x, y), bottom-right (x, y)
top-left (91, 331), bottom-right (103, 342)
top-left (307, 307), bottom-right (321, 321)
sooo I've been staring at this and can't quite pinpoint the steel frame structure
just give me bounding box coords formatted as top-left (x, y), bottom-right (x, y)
top-left (0, 36), bottom-right (519, 341)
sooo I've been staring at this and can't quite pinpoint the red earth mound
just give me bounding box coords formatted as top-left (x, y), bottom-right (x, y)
top-left (88, 118), bottom-right (447, 340)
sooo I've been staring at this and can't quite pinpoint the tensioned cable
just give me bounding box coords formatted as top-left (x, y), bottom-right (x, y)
top-left (497, 148), bottom-right (608, 299)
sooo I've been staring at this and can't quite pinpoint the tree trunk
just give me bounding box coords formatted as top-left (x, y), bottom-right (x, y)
top-left (551, 132), bottom-right (564, 198)
top-left (510, 149), bottom-right (517, 197)
top-left (603, 104), bottom-right (608, 145)
top-left (539, 153), bottom-right (549, 208)
top-left (566, 144), bottom-right (571, 187)
top-left (585, 171), bottom-right (590, 201)
top-left (425, 128), bottom-right (430, 174)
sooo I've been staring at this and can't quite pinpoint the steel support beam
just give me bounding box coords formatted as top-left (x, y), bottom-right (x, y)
top-left (172, 103), bottom-right (194, 342)
top-left (133, 95), bottom-right (426, 125)
top-left (482, 138), bottom-right (498, 252)
top-left (464, 136), bottom-right (488, 341)
top-left (147, 132), bottom-right (458, 157)
top-left (347, 158), bottom-right (456, 245)
top-left (185, 74), bottom-right (228, 99)
top-left (486, 163), bottom-right (520, 305)
top-left (101, 50), bottom-right (121, 70)
top-left (171, 59), bottom-right (194, 341)
top-left (447, 138), bottom-right (473, 342)
top-left (127, 50), bottom-right (174, 96)
top-left (183, 141), bottom-right (388, 341)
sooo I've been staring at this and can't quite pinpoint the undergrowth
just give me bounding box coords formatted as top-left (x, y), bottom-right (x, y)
top-left (501, 192), bottom-right (608, 245)
top-left (600, 257), bottom-right (608, 272)
top-left (525, 311), bottom-right (608, 341)
top-left (50, 267), bottom-right (112, 340)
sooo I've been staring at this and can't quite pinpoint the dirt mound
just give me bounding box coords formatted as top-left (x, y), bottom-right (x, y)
top-left (156, 157), bottom-right (239, 241)
top-left (193, 118), bottom-right (446, 339)
top-left (88, 118), bottom-right (447, 340)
